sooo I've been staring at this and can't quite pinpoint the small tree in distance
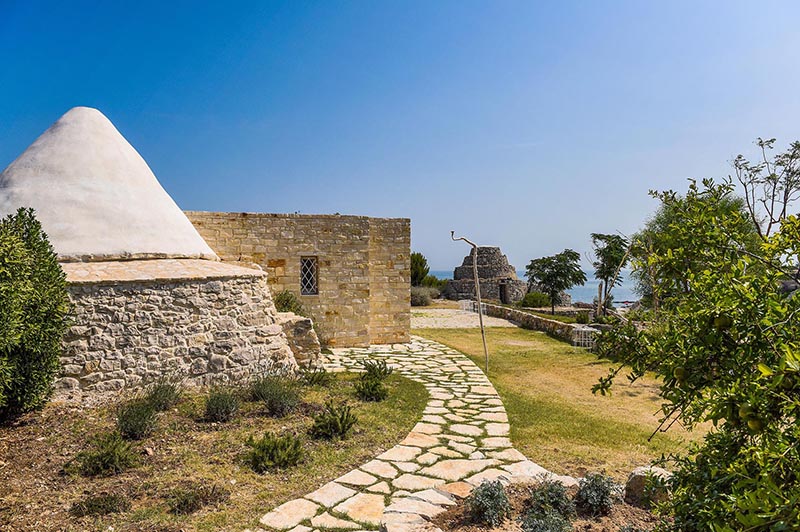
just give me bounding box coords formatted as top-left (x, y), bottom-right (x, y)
top-left (410, 252), bottom-right (429, 286)
top-left (525, 249), bottom-right (586, 314)
top-left (591, 233), bottom-right (629, 314)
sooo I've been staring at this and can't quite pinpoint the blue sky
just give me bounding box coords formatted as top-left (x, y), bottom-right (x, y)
top-left (2, 1), bottom-right (799, 271)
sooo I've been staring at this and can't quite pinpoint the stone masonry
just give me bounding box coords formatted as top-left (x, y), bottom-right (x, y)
top-left (186, 212), bottom-right (411, 347)
top-left (56, 259), bottom-right (298, 402)
top-left (444, 247), bottom-right (527, 304)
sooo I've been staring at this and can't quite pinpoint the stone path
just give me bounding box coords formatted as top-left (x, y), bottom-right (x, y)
top-left (411, 308), bottom-right (517, 329)
top-left (253, 336), bottom-right (567, 532)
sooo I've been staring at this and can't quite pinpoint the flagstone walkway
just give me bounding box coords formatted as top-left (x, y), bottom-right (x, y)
top-left (253, 336), bottom-right (569, 532)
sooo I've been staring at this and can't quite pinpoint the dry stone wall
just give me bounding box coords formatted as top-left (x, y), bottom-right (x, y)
top-left (57, 272), bottom-right (296, 402)
top-left (185, 212), bottom-right (411, 347)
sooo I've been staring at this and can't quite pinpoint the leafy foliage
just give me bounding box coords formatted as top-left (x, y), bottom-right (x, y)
top-left (144, 378), bottom-right (182, 411)
top-left (518, 291), bottom-right (551, 308)
top-left (72, 432), bottom-right (137, 476)
top-left (204, 388), bottom-right (239, 422)
top-left (520, 510), bottom-right (572, 532)
top-left (273, 289), bottom-right (306, 316)
top-left (245, 432), bottom-right (305, 472)
top-left (575, 473), bottom-right (616, 517)
top-left (421, 274), bottom-right (448, 290)
top-left (411, 286), bottom-right (435, 306)
top-left (595, 178), bottom-right (800, 530)
top-left (310, 402), bottom-right (357, 440)
top-left (466, 480), bottom-right (510, 526)
top-left (526, 477), bottom-right (575, 519)
top-left (249, 375), bottom-right (299, 417)
top-left (361, 359), bottom-right (393, 380)
top-left (70, 492), bottom-right (131, 517)
top-left (354, 375), bottom-right (388, 401)
top-left (525, 249), bottom-right (586, 314)
top-left (0, 208), bottom-right (70, 421)
top-left (591, 233), bottom-right (629, 314)
top-left (168, 483), bottom-right (230, 514)
top-left (116, 398), bottom-right (158, 440)
top-left (410, 252), bottom-right (430, 286)
top-left (299, 366), bottom-right (333, 386)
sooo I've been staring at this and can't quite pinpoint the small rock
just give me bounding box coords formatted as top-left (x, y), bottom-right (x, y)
top-left (624, 466), bottom-right (672, 507)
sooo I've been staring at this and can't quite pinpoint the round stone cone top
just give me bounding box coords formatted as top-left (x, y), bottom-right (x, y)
top-left (0, 107), bottom-right (218, 262)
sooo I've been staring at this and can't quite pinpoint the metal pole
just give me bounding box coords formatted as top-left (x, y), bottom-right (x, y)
top-left (451, 231), bottom-right (490, 374)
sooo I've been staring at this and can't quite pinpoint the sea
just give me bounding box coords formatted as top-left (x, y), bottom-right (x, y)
top-left (429, 269), bottom-right (638, 304)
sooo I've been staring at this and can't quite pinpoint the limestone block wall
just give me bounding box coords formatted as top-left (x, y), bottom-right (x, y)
top-left (185, 212), bottom-right (411, 347)
top-left (481, 303), bottom-right (596, 347)
top-left (57, 270), bottom-right (296, 402)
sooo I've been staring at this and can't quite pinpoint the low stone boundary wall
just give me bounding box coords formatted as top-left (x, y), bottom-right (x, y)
top-left (472, 302), bottom-right (597, 348)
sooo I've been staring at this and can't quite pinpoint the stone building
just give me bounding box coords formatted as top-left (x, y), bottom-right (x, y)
top-left (444, 246), bottom-right (528, 303)
top-left (186, 212), bottom-right (410, 347)
top-left (0, 107), bottom-right (321, 401)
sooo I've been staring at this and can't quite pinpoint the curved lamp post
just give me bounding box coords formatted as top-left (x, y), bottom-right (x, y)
top-left (450, 231), bottom-right (490, 374)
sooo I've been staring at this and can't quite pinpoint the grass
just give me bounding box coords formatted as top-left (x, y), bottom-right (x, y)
top-left (1, 373), bottom-right (427, 532)
top-left (413, 327), bottom-right (705, 481)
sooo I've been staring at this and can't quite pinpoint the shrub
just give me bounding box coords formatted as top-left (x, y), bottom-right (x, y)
top-left (575, 473), bottom-right (616, 517)
top-left (245, 432), bottom-right (305, 472)
top-left (421, 274), bottom-right (448, 290)
top-left (411, 286), bottom-right (432, 306)
top-left (466, 480), bottom-right (510, 526)
top-left (204, 388), bottom-right (239, 422)
top-left (70, 492), bottom-right (131, 517)
top-left (575, 311), bottom-right (590, 324)
top-left (519, 291), bottom-right (551, 308)
top-left (520, 510), bottom-right (572, 532)
top-left (72, 432), bottom-right (137, 476)
top-left (168, 483), bottom-right (230, 514)
top-left (144, 378), bottom-right (182, 411)
top-left (300, 366), bottom-right (333, 386)
top-left (361, 359), bottom-right (393, 380)
top-left (310, 402), bottom-right (357, 440)
top-left (619, 526), bottom-right (647, 532)
top-left (116, 398), bottom-right (158, 440)
top-left (273, 290), bottom-right (306, 316)
top-left (249, 376), bottom-right (299, 417)
top-left (0, 208), bottom-right (70, 421)
top-left (354, 375), bottom-right (388, 402)
top-left (527, 477), bottom-right (575, 519)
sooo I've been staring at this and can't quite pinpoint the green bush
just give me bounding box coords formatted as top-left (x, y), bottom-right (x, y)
top-left (249, 375), bottom-right (299, 417)
top-left (361, 359), bottom-right (393, 380)
top-left (527, 478), bottom-right (575, 519)
top-left (144, 378), bottom-right (182, 411)
top-left (354, 375), bottom-right (388, 402)
top-left (411, 286), bottom-right (433, 306)
top-left (299, 366), bottom-right (333, 386)
top-left (116, 398), bottom-right (158, 440)
top-left (519, 291), bottom-right (551, 308)
top-left (70, 492), bottom-right (131, 517)
top-left (310, 402), bottom-right (357, 440)
top-left (204, 388), bottom-right (239, 422)
top-left (575, 311), bottom-right (590, 324)
top-left (0, 208), bottom-right (70, 421)
top-left (72, 432), bottom-right (137, 476)
top-left (168, 483), bottom-right (230, 514)
top-left (421, 274), bottom-right (448, 290)
top-left (575, 473), bottom-right (616, 517)
top-left (520, 510), bottom-right (572, 532)
top-left (273, 290), bottom-right (306, 316)
top-left (245, 432), bottom-right (305, 472)
top-left (466, 480), bottom-right (510, 526)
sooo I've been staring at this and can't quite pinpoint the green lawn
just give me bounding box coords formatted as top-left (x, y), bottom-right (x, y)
top-left (414, 327), bottom-right (704, 481)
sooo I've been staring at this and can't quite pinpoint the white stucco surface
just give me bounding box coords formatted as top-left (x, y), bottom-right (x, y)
top-left (0, 107), bottom-right (218, 262)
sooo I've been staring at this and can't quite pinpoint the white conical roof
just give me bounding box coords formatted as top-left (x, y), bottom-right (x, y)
top-left (0, 107), bottom-right (218, 262)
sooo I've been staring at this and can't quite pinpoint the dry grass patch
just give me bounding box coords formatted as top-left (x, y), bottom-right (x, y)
top-left (0, 373), bottom-right (427, 532)
top-left (414, 327), bottom-right (705, 481)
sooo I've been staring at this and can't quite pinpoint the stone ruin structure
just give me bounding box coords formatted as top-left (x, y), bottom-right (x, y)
top-left (0, 107), bottom-right (323, 401)
top-left (444, 246), bottom-right (528, 304)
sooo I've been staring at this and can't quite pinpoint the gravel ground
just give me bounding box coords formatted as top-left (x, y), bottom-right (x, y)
top-left (411, 308), bottom-right (517, 329)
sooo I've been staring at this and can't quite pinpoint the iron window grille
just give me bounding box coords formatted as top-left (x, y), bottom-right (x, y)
top-left (300, 257), bottom-right (318, 295)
